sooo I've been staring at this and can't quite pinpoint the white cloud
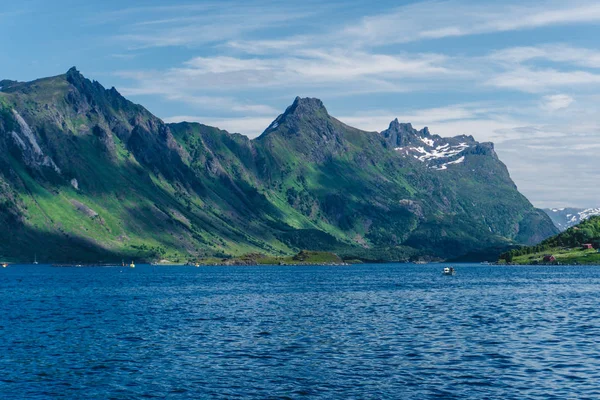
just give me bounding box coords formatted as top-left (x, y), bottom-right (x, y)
top-left (489, 45), bottom-right (600, 69)
top-left (107, 2), bottom-right (322, 49)
top-left (115, 50), bottom-right (466, 113)
top-left (486, 67), bottom-right (600, 92)
top-left (225, 38), bottom-right (311, 55)
top-left (343, 0), bottom-right (600, 45)
top-left (541, 94), bottom-right (574, 111)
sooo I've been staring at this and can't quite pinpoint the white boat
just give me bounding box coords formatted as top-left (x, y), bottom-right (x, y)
top-left (33, 254), bottom-right (38, 265)
top-left (443, 267), bottom-right (456, 275)
top-left (130, 261), bottom-right (135, 268)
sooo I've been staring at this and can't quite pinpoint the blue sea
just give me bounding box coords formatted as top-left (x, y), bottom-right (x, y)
top-left (1, 263), bottom-right (599, 399)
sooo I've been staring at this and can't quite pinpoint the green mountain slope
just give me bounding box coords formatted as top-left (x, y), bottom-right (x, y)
top-left (500, 216), bottom-right (600, 264)
top-left (0, 68), bottom-right (558, 263)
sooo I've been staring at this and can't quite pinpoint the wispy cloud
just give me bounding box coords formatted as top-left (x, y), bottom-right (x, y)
top-left (103, 1), bottom-right (325, 49)
top-left (120, 86), bottom-right (278, 115)
top-left (541, 94), bottom-right (574, 111)
top-left (486, 67), bottom-right (600, 92)
top-left (489, 44), bottom-right (600, 69)
top-left (115, 50), bottom-right (466, 114)
top-left (343, 0), bottom-right (600, 45)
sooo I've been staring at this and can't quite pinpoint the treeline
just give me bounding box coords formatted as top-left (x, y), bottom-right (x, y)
top-left (501, 216), bottom-right (600, 262)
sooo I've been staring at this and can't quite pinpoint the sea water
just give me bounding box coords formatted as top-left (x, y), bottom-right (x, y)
top-left (0, 263), bottom-right (599, 399)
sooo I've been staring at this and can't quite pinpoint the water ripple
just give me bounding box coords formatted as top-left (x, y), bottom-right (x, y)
top-left (1, 264), bottom-right (600, 398)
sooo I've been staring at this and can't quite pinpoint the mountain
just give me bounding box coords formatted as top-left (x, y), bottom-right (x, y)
top-left (0, 68), bottom-right (558, 263)
top-left (544, 207), bottom-right (600, 231)
top-left (500, 216), bottom-right (600, 265)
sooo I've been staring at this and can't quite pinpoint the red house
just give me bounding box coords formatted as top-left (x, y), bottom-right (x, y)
top-left (543, 255), bottom-right (556, 262)
top-left (583, 244), bottom-right (594, 250)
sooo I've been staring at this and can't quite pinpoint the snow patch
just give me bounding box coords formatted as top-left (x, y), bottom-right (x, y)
top-left (446, 156), bottom-right (465, 165)
top-left (431, 156), bottom-right (465, 171)
top-left (409, 143), bottom-right (469, 162)
top-left (419, 136), bottom-right (435, 147)
top-left (579, 208), bottom-right (600, 220)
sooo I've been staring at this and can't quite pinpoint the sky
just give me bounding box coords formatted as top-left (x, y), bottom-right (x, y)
top-left (1, 0), bottom-right (599, 208)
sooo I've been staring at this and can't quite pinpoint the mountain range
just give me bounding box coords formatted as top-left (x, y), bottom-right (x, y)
top-left (544, 208), bottom-right (600, 231)
top-left (0, 67), bottom-right (558, 263)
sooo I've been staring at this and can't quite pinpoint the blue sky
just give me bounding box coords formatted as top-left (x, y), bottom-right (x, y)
top-left (2, 0), bottom-right (600, 208)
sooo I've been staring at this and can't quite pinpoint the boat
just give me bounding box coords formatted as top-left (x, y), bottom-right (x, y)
top-left (443, 267), bottom-right (456, 275)
top-left (2, 263), bottom-right (7, 268)
top-left (130, 261), bottom-right (135, 268)
top-left (33, 254), bottom-right (38, 265)
top-left (195, 262), bottom-right (200, 267)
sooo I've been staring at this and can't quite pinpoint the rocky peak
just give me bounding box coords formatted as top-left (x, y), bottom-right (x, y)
top-left (285, 97), bottom-right (328, 118)
top-left (65, 66), bottom-right (88, 90)
top-left (387, 119), bottom-right (413, 133)
top-left (260, 97), bottom-right (331, 137)
top-left (66, 66), bottom-right (82, 77)
top-left (381, 119), bottom-right (431, 147)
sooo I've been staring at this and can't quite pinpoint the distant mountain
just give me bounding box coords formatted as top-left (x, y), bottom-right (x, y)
top-left (544, 208), bottom-right (600, 231)
top-left (0, 68), bottom-right (558, 262)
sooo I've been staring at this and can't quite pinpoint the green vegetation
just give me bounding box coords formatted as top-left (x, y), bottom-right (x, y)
top-left (500, 216), bottom-right (600, 264)
top-left (195, 250), bottom-right (346, 266)
top-left (0, 68), bottom-right (558, 263)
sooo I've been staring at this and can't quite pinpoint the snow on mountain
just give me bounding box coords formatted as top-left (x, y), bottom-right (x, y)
top-left (431, 156), bottom-right (466, 171)
top-left (395, 142), bottom-right (470, 163)
top-left (544, 207), bottom-right (600, 231)
top-left (378, 119), bottom-right (486, 171)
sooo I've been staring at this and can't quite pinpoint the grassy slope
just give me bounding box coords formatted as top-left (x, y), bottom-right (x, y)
top-left (500, 216), bottom-right (600, 264)
top-left (510, 248), bottom-right (600, 265)
top-left (0, 74), bottom-right (284, 262)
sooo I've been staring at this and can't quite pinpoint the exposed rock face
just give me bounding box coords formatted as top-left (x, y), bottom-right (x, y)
top-left (70, 199), bottom-right (98, 217)
top-left (10, 110), bottom-right (61, 173)
top-left (381, 119), bottom-right (431, 148)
